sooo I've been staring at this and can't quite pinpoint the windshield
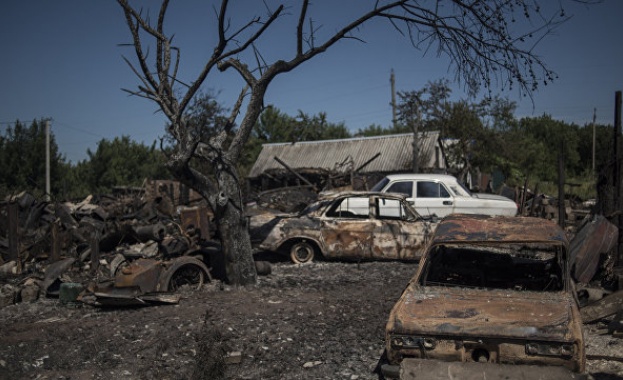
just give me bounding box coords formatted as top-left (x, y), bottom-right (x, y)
top-left (420, 243), bottom-right (564, 292)
top-left (451, 181), bottom-right (472, 197)
top-left (298, 199), bottom-right (332, 216)
top-left (371, 177), bottom-right (390, 192)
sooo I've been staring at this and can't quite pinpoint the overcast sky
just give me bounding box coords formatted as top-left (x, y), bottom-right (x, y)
top-left (1, 1), bottom-right (622, 163)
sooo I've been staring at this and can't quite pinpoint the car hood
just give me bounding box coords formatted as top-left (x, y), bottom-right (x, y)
top-left (389, 285), bottom-right (576, 341)
top-left (470, 193), bottom-right (515, 203)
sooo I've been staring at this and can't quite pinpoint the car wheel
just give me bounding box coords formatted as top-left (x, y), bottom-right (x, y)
top-left (290, 241), bottom-right (316, 264)
top-left (168, 264), bottom-right (206, 291)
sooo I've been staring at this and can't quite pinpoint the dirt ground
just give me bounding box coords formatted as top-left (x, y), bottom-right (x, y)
top-left (1, 260), bottom-right (623, 380)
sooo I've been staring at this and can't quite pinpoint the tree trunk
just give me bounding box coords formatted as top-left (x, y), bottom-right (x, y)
top-left (214, 173), bottom-right (257, 286)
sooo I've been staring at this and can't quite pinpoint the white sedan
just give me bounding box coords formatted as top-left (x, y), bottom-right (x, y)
top-left (371, 174), bottom-right (517, 218)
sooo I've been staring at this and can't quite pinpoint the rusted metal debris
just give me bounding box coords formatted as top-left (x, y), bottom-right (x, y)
top-left (521, 193), bottom-right (593, 228)
top-left (80, 256), bottom-right (211, 307)
top-left (0, 183), bottom-right (227, 309)
top-left (581, 289), bottom-right (623, 324)
top-left (570, 215), bottom-right (618, 284)
top-left (398, 358), bottom-right (585, 380)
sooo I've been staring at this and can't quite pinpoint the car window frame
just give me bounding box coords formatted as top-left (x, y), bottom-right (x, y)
top-left (415, 180), bottom-right (451, 199)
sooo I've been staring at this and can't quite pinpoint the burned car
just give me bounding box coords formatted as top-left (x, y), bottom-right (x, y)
top-left (250, 192), bottom-right (435, 264)
top-left (382, 214), bottom-right (585, 379)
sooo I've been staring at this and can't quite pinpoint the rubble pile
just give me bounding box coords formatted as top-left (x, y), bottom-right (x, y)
top-left (0, 186), bottom-right (217, 308)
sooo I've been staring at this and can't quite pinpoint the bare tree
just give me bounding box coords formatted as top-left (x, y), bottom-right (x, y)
top-left (117, 0), bottom-right (584, 285)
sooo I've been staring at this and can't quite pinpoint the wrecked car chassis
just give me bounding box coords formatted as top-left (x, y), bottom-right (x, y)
top-left (383, 215), bottom-right (585, 379)
top-left (83, 256), bottom-right (212, 306)
top-left (251, 192), bottom-right (434, 263)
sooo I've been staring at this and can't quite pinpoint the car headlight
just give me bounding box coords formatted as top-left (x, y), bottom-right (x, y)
top-left (391, 335), bottom-right (437, 349)
top-left (525, 342), bottom-right (574, 357)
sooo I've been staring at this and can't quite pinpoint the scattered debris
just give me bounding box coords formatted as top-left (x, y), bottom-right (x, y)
top-left (0, 182), bottom-right (232, 309)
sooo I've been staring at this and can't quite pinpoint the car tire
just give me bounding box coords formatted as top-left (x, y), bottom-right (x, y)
top-left (290, 241), bottom-right (316, 264)
top-left (168, 263), bottom-right (206, 291)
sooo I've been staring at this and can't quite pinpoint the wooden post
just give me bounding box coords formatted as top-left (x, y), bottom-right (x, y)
top-left (50, 220), bottom-right (61, 262)
top-left (519, 177), bottom-right (528, 215)
top-left (7, 202), bottom-right (20, 263)
top-left (558, 141), bottom-right (565, 228)
top-left (529, 183), bottom-right (539, 217)
top-left (90, 227), bottom-right (100, 274)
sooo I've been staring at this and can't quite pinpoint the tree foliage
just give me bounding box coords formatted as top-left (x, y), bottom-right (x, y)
top-left (82, 136), bottom-right (170, 194)
top-left (0, 121), bottom-right (171, 200)
top-left (0, 119), bottom-right (64, 198)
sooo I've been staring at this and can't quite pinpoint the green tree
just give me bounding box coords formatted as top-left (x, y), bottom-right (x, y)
top-left (0, 119), bottom-right (65, 199)
top-left (511, 115), bottom-right (581, 181)
top-left (576, 122), bottom-right (614, 175)
top-left (119, 0), bottom-right (581, 285)
top-left (355, 123), bottom-right (411, 137)
top-left (242, 107), bottom-right (351, 176)
top-left (396, 79), bottom-right (452, 172)
top-left (442, 101), bottom-right (495, 180)
top-left (83, 136), bottom-right (170, 194)
top-left (293, 111), bottom-right (350, 141)
top-left (253, 106), bottom-right (298, 143)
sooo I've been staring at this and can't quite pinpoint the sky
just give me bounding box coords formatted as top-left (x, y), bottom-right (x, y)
top-left (1, 1), bottom-right (622, 164)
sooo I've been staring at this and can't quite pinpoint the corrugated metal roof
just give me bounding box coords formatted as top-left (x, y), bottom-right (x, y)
top-left (248, 131), bottom-right (442, 178)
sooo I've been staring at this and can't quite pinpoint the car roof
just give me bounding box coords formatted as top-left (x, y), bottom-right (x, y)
top-left (431, 214), bottom-right (568, 246)
top-left (382, 173), bottom-right (458, 181)
top-left (316, 190), bottom-right (408, 201)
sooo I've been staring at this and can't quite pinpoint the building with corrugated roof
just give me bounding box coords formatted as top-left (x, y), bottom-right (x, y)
top-left (247, 131), bottom-right (453, 192)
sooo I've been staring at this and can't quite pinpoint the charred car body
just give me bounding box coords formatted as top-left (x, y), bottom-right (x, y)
top-left (250, 192), bottom-right (435, 263)
top-left (382, 214), bottom-right (585, 379)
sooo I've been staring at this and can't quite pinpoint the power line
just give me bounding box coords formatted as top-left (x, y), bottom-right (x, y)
top-left (53, 120), bottom-right (106, 138)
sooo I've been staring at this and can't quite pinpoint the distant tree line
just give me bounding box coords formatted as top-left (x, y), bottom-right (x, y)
top-left (0, 91), bottom-right (614, 201)
top-left (0, 119), bottom-right (170, 200)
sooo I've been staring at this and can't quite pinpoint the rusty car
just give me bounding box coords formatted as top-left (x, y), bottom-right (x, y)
top-left (381, 214), bottom-right (585, 379)
top-left (250, 191), bottom-right (435, 264)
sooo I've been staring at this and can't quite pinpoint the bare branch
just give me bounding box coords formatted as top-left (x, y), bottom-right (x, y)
top-left (297, 0), bottom-right (309, 55)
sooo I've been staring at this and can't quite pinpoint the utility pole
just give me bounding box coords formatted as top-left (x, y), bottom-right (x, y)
top-left (615, 91), bottom-right (622, 264)
top-left (390, 69), bottom-right (397, 129)
top-left (593, 108), bottom-right (597, 174)
top-left (45, 119), bottom-right (50, 201)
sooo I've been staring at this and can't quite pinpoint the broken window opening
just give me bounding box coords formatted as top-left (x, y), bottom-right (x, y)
top-left (325, 196), bottom-right (369, 219)
top-left (421, 243), bottom-right (564, 292)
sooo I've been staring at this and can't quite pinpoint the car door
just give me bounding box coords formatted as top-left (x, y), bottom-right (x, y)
top-left (320, 195), bottom-right (375, 259)
top-left (371, 196), bottom-right (430, 260)
top-left (414, 180), bottom-right (454, 217)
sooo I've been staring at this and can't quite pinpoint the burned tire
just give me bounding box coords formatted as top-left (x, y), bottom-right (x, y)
top-left (290, 241), bottom-right (316, 264)
top-left (160, 257), bottom-right (212, 292)
top-left (168, 264), bottom-right (206, 291)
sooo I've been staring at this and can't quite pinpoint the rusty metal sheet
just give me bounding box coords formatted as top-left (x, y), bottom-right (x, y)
top-left (258, 217), bottom-right (323, 253)
top-left (570, 215), bottom-right (618, 284)
top-left (179, 205), bottom-right (213, 241)
top-left (581, 289), bottom-right (623, 323)
top-left (83, 285), bottom-right (181, 307)
top-left (114, 258), bottom-right (163, 293)
top-left (393, 286), bottom-right (575, 340)
top-left (431, 214), bottom-right (567, 246)
top-left (398, 358), bottom-right (587, 380)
